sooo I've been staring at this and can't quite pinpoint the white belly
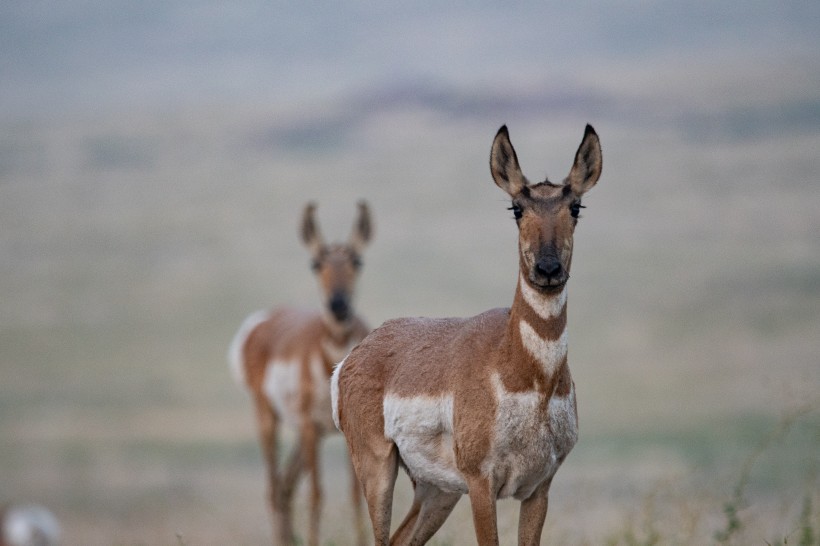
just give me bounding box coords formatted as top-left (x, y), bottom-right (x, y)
top-left (381, 379), bottom-right (577, 500)
top-left (263, 356), bottom-right (336, 433)
top-left (383, 393), bottom-right (467, 493)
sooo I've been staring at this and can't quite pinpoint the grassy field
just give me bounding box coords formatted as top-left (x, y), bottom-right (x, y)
top-left (2, 83), bottom-right (819, 544)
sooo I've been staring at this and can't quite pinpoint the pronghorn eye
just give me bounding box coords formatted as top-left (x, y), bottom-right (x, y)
top-left (311, 259), bottom-right (321, 272)
top-left (508, 204), bottom-right (523, 220)
top-left (570, 202), bottom-right (585, 219)
top-left (352, 256), bottom-right (363, 269)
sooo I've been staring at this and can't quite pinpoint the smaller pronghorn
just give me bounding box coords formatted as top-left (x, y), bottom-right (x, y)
top-left (229, 201), bottom-right (372, 546)
top-left (332, 125), bottom-right (602, 545)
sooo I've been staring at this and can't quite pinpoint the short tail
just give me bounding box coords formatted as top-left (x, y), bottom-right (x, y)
top-left (228, 310), bottom-right (269, 387)
top-left (330, 356), bottom-right (346, 431)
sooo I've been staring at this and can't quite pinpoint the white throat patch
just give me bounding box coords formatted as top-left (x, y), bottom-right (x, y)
top-left (519, 273), bottom-right (567, 321)
top-left (519, 320), bottom-right (568, 377)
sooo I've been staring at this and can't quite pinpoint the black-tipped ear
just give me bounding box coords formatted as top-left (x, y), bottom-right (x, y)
top-left (490, 125), bottom-right (528, 197)
top-left (567, 124), bottom-right (602, 196)
top-left (301, 201), bottom-right (324, 257)
top-left (349, 200), bottom-right (373, 253)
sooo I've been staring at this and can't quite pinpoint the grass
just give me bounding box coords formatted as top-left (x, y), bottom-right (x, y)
top-left (1, 89), bottom-right (818, 544)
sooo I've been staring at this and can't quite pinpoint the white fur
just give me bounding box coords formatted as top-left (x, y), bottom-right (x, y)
top-left (308, 353), bottom-right (336, 432)
top-left (519, 319), bottom-right (569, 376)
top-left (330, 357), bottom-right (345, 430)
top-left (262, 359), bottom-right (301, 428)
top-left (548, 381), bottom-right (578, 457)
top-left (383, 393), bottom-right (467, 493)
top-left (3, 504), bottom-right (60, 546)
top-left (227, 310), bottom-right (270, 386)
top-left (484, 373), bottom-right (577, 500)
top-left (519, 273), bottom-right (567, 320)
top-left (263, 354), bottom-right (337, 433)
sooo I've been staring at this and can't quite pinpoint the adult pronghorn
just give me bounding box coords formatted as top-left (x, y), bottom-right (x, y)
top-left (229, 201), bottom-right (372, 546)
top-left (332, 125), bottom-right (602, 545)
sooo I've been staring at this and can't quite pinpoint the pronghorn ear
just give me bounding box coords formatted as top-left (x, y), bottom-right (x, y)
top-left (349, 200), bottom-right (373, 254)
top-left (490, 125), bottom-right (528, 198)
top-left (567, 124), bottom-right (602, 197)
top-left (300, 201), bottom-right (324, 257)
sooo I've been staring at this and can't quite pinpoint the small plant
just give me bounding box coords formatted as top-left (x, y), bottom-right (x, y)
top-left (714, 405), bottom-right (815, 544)
top-left (793, 494), bottom-right (817, 546)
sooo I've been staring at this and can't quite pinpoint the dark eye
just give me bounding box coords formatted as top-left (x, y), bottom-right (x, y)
top-left (570, 202), bottom-right (585, 219)
top-left (351, 255), bottom-right (363, 270)
top-left (507, 203), bottom-right (523, 220)
top-left (311, 259), bottom-right (321, 272)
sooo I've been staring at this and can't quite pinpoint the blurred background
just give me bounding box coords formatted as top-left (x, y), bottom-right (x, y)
top-left (1, 1), bottom-right (818, 544)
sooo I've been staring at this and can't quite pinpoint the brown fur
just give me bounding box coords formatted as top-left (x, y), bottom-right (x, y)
top-left (231, 202), bottom-right (373, 546)
top-left (334, 126), bottom-right (602, 545)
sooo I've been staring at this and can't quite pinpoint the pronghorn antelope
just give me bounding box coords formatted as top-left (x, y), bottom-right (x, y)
top-left (229, 201), bottom-right (372, 546)
top-left (331, 125), bottom-right (602, 545)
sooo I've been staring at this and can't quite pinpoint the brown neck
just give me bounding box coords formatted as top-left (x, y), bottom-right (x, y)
top-left (503, 273), bottom-right (569, 392)
top-left (320, 311), bottom-right (358, 370)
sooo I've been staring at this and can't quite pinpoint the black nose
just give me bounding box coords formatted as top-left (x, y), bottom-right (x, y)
top-left (535, 256), bottom-right (562, 280)
top-left (329, 293), bottom-right (350, 321)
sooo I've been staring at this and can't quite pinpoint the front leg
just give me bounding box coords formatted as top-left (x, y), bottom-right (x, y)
top-left (252, 394), bottom-right (293, 545)
top-left (518, 478), bottom-right (551, 546)
top-left (301, 420), bottom-right (322, 546)
top-left (466, 475), bottom-right (499, 546)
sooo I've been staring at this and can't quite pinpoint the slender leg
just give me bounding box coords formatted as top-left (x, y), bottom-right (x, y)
top-left (277, 441), bottom-right (303, 545)
top-left (518, 479), bottom-right (551, 546)
top-left (253, 394), bottom-right (292, 546)
top-left (391, 481), bottom-right (461, 546)
top-left (349, 457), bottom-right (367, 546)
top-left (301, 421), bottom-right (322, 546)
top-left (466, 476), bottom-right (499, 546)
top-left (278, 442), bottom-right (304, 506)
top-left (353, 441), bottom-right (399, 546)
top-left (390, 479), bottom-right (420, 545)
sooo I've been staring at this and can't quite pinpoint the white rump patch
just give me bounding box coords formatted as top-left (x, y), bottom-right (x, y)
top-left (383, 393), bottom-right (467, 493)
top-left (227, 310), bottom-right (270, 386)
top-left (330, 357), bottom-right (345, 430)
top-left (519, 319), bottom-right (568, 376)
top-left (519, 273), bottom-right (567, 320)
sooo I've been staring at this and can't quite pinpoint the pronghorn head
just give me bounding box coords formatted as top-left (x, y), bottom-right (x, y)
top-left (491, 125), bottom-right (602, 292)
top-left (301, 201), bottom-right (373, 324)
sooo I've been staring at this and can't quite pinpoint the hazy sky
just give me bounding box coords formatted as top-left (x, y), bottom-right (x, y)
top-left (2, 1), bottom-right (818, 118)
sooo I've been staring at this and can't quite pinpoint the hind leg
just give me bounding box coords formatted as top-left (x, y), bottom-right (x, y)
top-left (350, 439), bottom-right (399, 546)
top-left (349, 457), bottom-right (367, 546)
top-left (390, 481), bottom-right (461, 545)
